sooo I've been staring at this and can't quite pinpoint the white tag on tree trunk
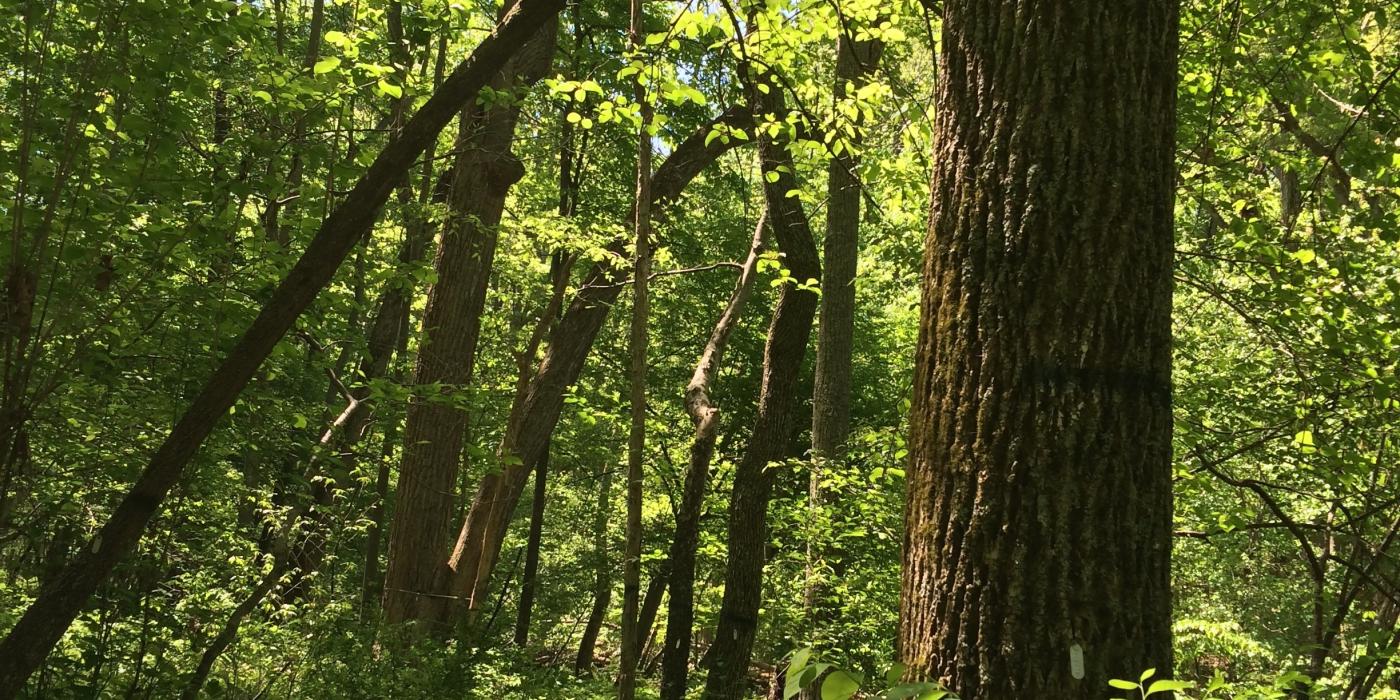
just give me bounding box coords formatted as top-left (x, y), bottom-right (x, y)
top-left (1069, 643), bottom-right (1085, 680)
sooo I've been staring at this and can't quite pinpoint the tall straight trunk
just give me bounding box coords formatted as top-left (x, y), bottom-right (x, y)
top-left (618, 0), bottom-right (653, 695)
top-left (381, 10), bottom-right (557, 627)
top-left (897, 1), bottom-right (1179, 698)
top-left (0, 3), bottom-right (564, 694)
top-left (512, 442), bottom-right (549, 646)
top-left (575, 462), bottom-right (615, 674)
top-left (806, 31), bottom-right (882, 652)
top-left (442, 109), bottom-right (753, 615)
top-left (660, 214), bottom-right (768, 700)
top-left (703, 78), bottom-right (822, 700)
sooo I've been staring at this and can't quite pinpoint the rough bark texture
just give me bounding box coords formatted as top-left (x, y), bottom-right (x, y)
top-left (512, 444), bottom-right (549, 646)
top-left (0, 2), bottom-right (564, 693)
top-left (703, 82), bottom-right (822, 700)
top-left (660, 213), bottom-right (768, 700)
top-left (806, 31), bottom-right (882, 656)
top-left (443, 108), bottom-right (753, 614)
top-left (575, 461), bottom-right (614, 674)
top-left (381, 11), bottom-right (556, 627)
top-left (897, 2), bottom-right (1179, 698)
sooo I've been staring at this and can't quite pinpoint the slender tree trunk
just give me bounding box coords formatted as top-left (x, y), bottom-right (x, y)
top-left (897, 1), bottom-right (1179, 697)
top-left (229, 28), bottom-right (449, 610)
top-left (618, 0), bottom-right (653, 694)
top-left (261, 0), bottom-right (325, 246)
top-left (806, 31), bottom-right (882, 657)
top-left (576, 462), bottom-right (615, 674)
top-left (180, 559), bottom-right (286, 700)
top-left (381, 9), bottom-right (557, 628)
top-left (361, 408), bottom-right (401, 619)
top-left (443, 109), bottom-right (754, 616)
top-left (513, 442), bottom-right (550, 646)
top-left (660, 214), bottom-right (768, 700)
top-left (636, 557), bottom-right (669, 665)
top-left (0, 3), bottom-right (565, 693)
top-left (360, 279), bottom-right (418, 620)
top-left (703, 71), bottom-right (823, 698)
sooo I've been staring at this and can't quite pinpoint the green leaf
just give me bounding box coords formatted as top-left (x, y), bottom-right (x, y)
top-left (787, 648), bottom-right (812, 676)
top-left (1294, 430), bottom-right (1316, 452)
top-left (1108, 679), bottom-right (1140, 690)
top-left (313, 56), bottom-right (341, 74)
top-left (1291, 249), bottom-right (1316, 264)
top-left (885, 662), bottom-right (907, 686)
top-left (821, 670), bottom-right (860, 700)
top-left (1146, 679), bottom-right (1194, 695)
top-left (376, 79), bottom-right (403, 98)
top-left (1140, 668), bottom-right (1156, 682)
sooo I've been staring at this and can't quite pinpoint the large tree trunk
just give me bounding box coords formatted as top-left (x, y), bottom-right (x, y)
top-left (442, 108), bottom-right (754, 616)
top-left (0, 3), bottom-right (564, 694)
top-left (806, 29), bottom-right (882, 655)
top-left (660, 213), bottom-right (768, 700)
top-left (897, 1), bottom-right (1179, 698)
top-left (703, 80), bottom-right (822, 700)
top-left (380, 10), bottom-right (557, 627)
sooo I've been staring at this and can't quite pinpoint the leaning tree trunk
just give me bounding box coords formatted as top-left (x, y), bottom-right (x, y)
top-left (0, 3), bottom-right (564, 694)
top-left (660, 213), bottom-right (768, 700)
top-left (381, 9), bottom-right (557, 627)
top-left (171, 37), bottom-right (451, 684)
top-left (897, 1), bottom-right (1179, 698)
top-left (703, 79), bottom-right (823, 700)
top-left (442, 108), bottom-right (755, 615)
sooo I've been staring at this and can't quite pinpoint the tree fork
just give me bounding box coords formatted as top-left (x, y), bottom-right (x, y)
top-left (442, 107), bottom-right (756, 616)
top-left (703, 39), bottom-right (823, 696)
top-left (659, 212), bottom-right (768, 700)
